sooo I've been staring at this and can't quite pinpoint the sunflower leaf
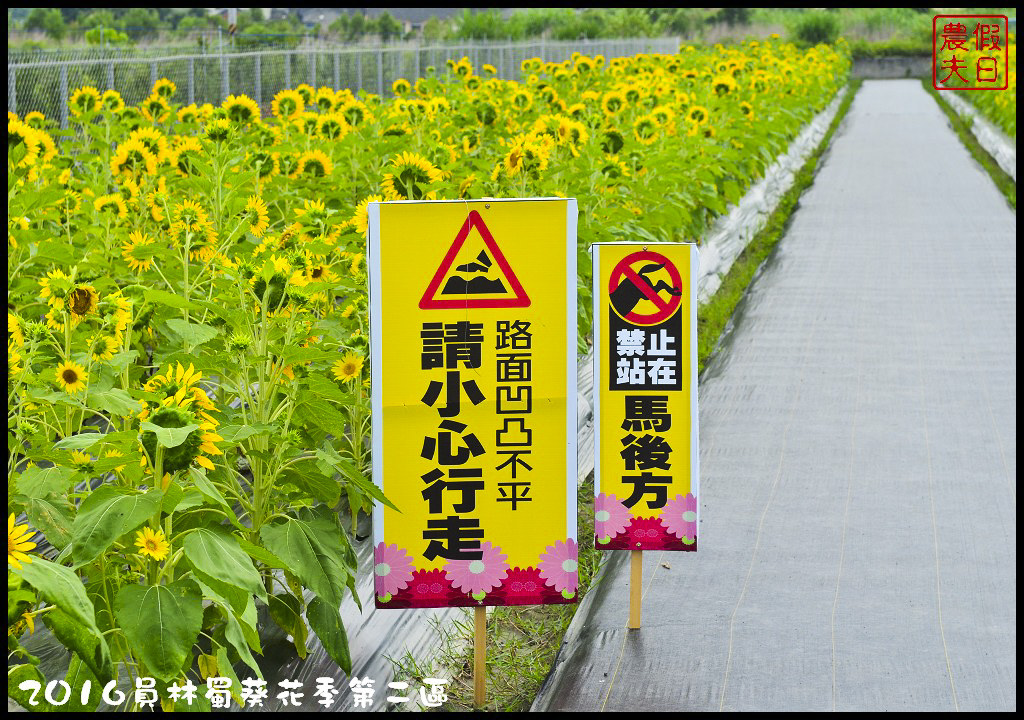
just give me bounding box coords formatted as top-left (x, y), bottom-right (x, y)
top-left (164, 319), bottom-right (219, 348)
top-left (183, 527), bottom-right (267, 603)
top-left (53, 432), bottom-right (107, 450)
top-left (307, 597), bottom-right (351, 675)
top-left (139, 421), bottom-right (200, 449)
top-left (16, 465), bottom-right (75, 498)
top-left (260, 512), bottom-right (349, 607)
top-left (115, 579), bottom-right (203, 683)
top-left (70, 486), bottom-right (164, 565)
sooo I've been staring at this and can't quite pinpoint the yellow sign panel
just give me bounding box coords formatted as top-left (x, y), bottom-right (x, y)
top-left (369, 199), bottom-right (578, 608)
top-left (593, 243), bottom-right (699, 551)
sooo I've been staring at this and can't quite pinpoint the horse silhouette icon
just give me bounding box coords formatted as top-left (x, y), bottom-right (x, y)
top-left (610, 262), bottom-right (681, 317)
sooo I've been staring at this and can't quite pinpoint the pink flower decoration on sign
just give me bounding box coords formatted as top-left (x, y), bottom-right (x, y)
top-left (627, 516), bottom-right (667, 546)
top-left (659, 493), bottom-right (698, 544)
top-left (374, 542), bottom-right (415, 598)
top-left (595, 493), bottom-right (632, 541)
top-left (498, 567), bottom-right (546, 603)
top-left (537, 538), bottom-right (578, 594)
top-left (408, 568), bottom-right (455, 603)
top-left (444, 542), bottom-right (509, 595)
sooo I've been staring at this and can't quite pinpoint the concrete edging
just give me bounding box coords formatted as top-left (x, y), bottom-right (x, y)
top-left (939, 90), bottom-right (1016, 181)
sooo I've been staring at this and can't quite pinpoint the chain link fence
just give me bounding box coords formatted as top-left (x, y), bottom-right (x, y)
top-left (9, 37), bottom-right (682, 126)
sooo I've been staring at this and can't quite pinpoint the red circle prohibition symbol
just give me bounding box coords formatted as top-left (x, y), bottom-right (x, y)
top-left (608, 250), bottom-right (683, 326)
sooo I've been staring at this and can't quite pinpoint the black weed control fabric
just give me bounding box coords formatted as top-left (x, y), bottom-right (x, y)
top-left (533, 80), bottom-right (1016, 712)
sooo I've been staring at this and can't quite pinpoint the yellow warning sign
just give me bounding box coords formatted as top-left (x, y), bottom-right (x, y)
top-left (369, 199), bottom-right (578, 609)
top-left (593, 243), bottom-right (699, 552)
top-left (419, 210), bottom-right (529, 309)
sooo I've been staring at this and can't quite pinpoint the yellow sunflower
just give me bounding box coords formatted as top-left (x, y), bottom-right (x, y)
top-left (110, 138), bottom-right (158, 179)
top-left (632, 115), bottom-right (661, 145)
top-left (292, 149), bottom-right (334, 178)
top-left (244, 195), bottom-right (271, 237)
top-left (65, 284), bottom-right (99, 319)
top-left (380, 152), bottom-right (443, 200)
top-left (204, 117), bottom-right (231, 143)
top-left (139, 94), bottom-right (172, 123)
top-left (130, 126), bottom-right (169, 157)
top-left (94, 194), bottom-right (128, 219)
top-left (294, 83), bottom-right (315, 106)
top-left (22, 111), bottom-right (45, 129)
top-left (314, 86), bottom-right (336, 112)
top-left (222, 94), bottom-right (261, 124)
top-left (602, 90), bottom-right (627, 116)
top-left (687, 105), bottom-right (710, 126)
top-left (712, 74), bottom-right (737, 96)
top-left (176, 104), bottom-right (200, 124)
top-left (102, 89), bottom-right (125, 113)
top-left (151, 77), bottom-right (177, 99)
top-left (8, 514), bottom-right (37, 570)
top-left (272, 89), bottom-right (304, 121)
top-left (8, 312), bottom-right (25, 348)
top-left (55, 360), bottom-right (88, 394)
top-left (122, 231), bottom-right (156, 272)
top-left (135, 526), bottom-right (170, 561)
top-left (90, 334), bottom-right (117, 362)
top-left (39, 268), bottom-right (72, 307)
top-left (351, 194), bottom-right (383, 237)
top-left (332, 352), bottom-right (364, 382)
top-left (8, 119), bottom-right (40, 168)
top-left (167, 136), bottom-right (204, 176)
top-left (69, 86), bottom-right (102, 117)
top-left (317, 114), bottom-right (348, 140)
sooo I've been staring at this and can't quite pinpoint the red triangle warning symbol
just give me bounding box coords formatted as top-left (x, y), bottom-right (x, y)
top-left (419, 210), bottom-right (530, 309)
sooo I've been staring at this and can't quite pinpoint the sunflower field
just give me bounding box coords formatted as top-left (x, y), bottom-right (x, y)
top-left (8, 39), bottom-right (849, 710)
top-left (964, 33), bottom-right (1017, 137)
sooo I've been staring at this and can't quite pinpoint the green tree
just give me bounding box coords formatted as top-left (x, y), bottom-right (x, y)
top-left (177, 15), bottom-right (211, 34)
top-left (551, 8), bottom-right (605, 40)
top-left (456, 9), bottom-right (513, 40)
top-left (376, 11), bottom-right (402, 42)
top-left (80, 10), bottom-right (118, 31)
top-left (521, 8), bottom-right (571, 38)
top-left (24, 8), bottom-right (67, 40)
top-left (330, 12), bottom-right (368, 42)
top-left (421, 16), bottom-right (450, 43)
top-left (604, 8), bottom-right (655, 38)
top-left (121, 8), bottom-right (159, 41)
top-left (653, 8), bottom-right (704, 37)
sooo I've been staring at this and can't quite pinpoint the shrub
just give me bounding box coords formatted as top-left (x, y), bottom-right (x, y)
top-left (792, 11), bottom-right (840, 46)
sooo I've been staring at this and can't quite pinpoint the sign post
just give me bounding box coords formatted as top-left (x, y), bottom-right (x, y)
top-left (592, 243), bottom-right (699, 629)
top-left (369, 198), bottom-right (578, 700)
top-left (474, 606), bottom-right (486, 706)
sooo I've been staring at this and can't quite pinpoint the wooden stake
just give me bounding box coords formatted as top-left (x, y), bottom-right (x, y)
top-left (628, 550), bottom-right (643, 629)
top-left (473, 605), bottom-right (486, 707)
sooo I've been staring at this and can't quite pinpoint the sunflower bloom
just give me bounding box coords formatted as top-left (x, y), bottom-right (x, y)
top-left (135, 526), bottom-right (170, 561)
top-left (55, 361), bottom-right (88, 394)
top-left (8, 514), bottom-right (37, 569)
top-left (293, 149), bottom-right (334, 178)
top-left (332, 352), bottom-right (364, 382)
top-left (66, 285), bottom-right (98, 318)
top-left (94, 194), bottom-right (128, 219)
top-left (272, 89), bottom-right (304, 121)
top-left (244, 195), bottom-right (270, 237)
top-left (351, 194), bottom-right (383, 237)
top-left (380, 152), bottom-right (443, 200)
top-left (69, 86), bottom-right (102, 116)
top-left (222, 94), bottom-right (261, 124)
